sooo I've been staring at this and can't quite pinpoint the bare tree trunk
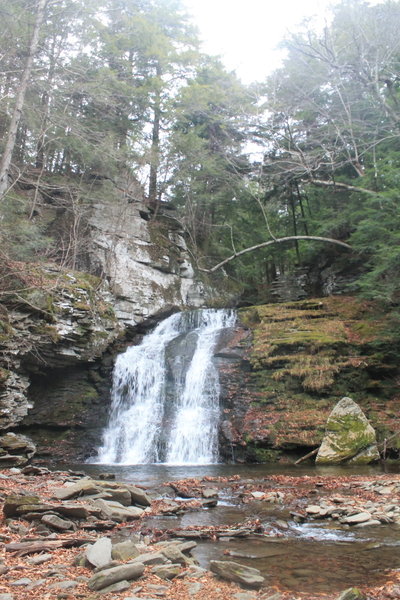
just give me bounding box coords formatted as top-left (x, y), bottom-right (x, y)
top-left (0, 0), bottom-right (47, 199)
top-left (148, 63), bottom-right (162, 209)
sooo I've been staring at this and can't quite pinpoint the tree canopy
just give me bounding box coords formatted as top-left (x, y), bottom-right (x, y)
top-left (1, 0), bottom-right (400, 305)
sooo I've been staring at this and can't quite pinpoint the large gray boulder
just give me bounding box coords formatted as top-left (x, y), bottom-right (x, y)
top-left (86, 537), bottom-right (112, 568)
top-left (316, 397), bottom-right (380, 464)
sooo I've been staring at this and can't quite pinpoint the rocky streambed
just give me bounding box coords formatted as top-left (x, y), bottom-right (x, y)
top-left (1, 466), bottom-right (400, 600)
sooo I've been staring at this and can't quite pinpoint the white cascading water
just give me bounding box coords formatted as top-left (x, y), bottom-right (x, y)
top-left (96, 309), bottom-right (236, 465)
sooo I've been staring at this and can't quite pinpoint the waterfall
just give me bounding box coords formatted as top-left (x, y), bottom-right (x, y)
top-left (96, 309), bottom-right (236, 465)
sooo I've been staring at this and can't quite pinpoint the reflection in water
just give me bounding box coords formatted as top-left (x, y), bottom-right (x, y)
top-left (66, 462), bottom-right (400, 594)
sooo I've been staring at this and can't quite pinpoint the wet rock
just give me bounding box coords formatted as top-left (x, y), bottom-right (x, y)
top-left (354, 519), bottom-right (382, 527)
top-left (210, 560), bottom-right (265, 589)
top-left (202, 488), bottom-right (218, 499)
top-left (98, 472), bottom-right (116, 480)
top-left (336, 588), bottom-right (366, 600)
top-left (316, 397), bottom-right (380, 465)
top-left (201, 498), bottom-right (218, 508)
top-left (341, 512), bottom-right (372, 525)
top-left (87, 562), bottom-right (145, 591)
top-left (86, 537), bottom-right (112, 568)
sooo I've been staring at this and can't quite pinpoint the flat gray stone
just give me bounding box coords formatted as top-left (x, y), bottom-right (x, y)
top-left (131, 551), bottom-right (168, 566)
top-left (342, 512), bottom-right (372, 524)
top-left (88, 562), bottom-right (145, 591)
top-left (10, 578), bottom-right (32, 586)
top-left (53, 478), bottom-right (99, 500)
top-left (86, 537), bottom-right (112, 568)
top-left (41, 514), bottom-right (74, 531)
top-left (48, 580), bottom-right (78, 590)
top-left (93, 499), bottom-right (144, 522)
top-left (0, 594), bottom-right (14, 600)
top-left (27, 553), bottom-right (53, 565)
top-left (98, 579), bottom-right (131, 594)
top-left (56, 504), bottom-right (91, 519)
top-left (306, 505), bottom-right (322, 515)
top-left (210, 560), bottom-right (265, 589)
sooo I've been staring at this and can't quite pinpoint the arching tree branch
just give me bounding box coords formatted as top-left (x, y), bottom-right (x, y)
top-left (198, 236), bottom-right (352, 273)
top-left (308, 178), bottom-right (383, 197)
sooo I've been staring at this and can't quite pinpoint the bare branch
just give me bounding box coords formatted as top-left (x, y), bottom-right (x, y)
top-left (308, 178), bottom-right (384, 197)
top-left (199, 236), bottom-right (352, 273)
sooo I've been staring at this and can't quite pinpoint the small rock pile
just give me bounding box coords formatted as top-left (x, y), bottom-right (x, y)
top-left (302, 480), bottom-right (400, 527)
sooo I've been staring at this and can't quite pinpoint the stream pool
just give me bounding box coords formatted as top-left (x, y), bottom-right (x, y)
top-left (64, 462), bottom-right (400, 595)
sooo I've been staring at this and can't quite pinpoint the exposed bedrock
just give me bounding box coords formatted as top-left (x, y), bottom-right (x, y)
top-left (217, 297), bottom-right (400, 463)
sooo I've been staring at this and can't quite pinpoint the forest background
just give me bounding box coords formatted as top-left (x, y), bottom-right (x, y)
top-left (1, 0), bottom-right (400, 313)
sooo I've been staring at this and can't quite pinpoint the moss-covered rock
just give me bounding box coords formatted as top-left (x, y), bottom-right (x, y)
top-left (316, 397), bottom-right (380, 464)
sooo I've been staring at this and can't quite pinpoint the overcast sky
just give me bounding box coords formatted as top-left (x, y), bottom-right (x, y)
top-left (181, 0), bottom-right (380, 83)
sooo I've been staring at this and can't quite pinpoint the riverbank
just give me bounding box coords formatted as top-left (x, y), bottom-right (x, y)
top-left (1, 467), bottom-right (400, 600)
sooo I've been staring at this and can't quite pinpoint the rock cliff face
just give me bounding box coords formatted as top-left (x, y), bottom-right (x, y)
top-left (0, 267), bottom-right (121, 434)
top-left (216, 297), bottom-right (400, 462)
top-left (85, 187), bottom-right (207, 330)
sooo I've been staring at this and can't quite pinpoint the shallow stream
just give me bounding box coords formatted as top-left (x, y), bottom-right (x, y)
top-left (72, 462), bottom-right (400, 595)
